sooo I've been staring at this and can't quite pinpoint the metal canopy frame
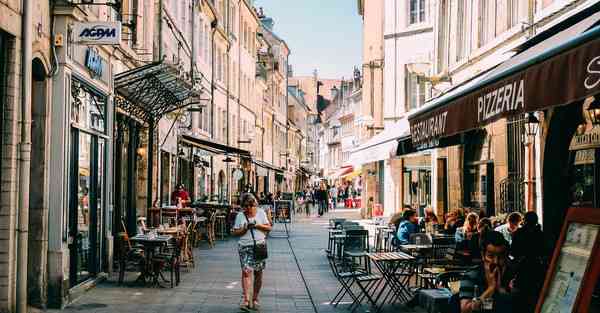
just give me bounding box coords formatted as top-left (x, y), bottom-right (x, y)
top-left (114, 61), bottom-right (198, 211)
top-left (114, 61), bottom-right (197, 125)
top-left (180, 134), bottom-right (251, 157)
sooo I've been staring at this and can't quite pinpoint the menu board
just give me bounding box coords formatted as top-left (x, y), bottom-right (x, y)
top-left (540, 223), bottom-right (600, 313)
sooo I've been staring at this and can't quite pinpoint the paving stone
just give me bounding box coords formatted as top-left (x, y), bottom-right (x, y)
top-left (46, 210), bottom-right (426, 313)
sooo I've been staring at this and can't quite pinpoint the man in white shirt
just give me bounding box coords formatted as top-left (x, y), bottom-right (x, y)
top-left (494, 212), bottom-right (522, 245)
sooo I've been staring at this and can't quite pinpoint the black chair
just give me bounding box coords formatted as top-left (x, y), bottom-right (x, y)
top-left (343, 229), bottom-right (370, 272)
top-left (409, 233), bottom-right (432, 245)
top-left (327, 254), bottom-right (381, 312)
top-left (152, 237), bottom-right (181, 288)
top-left (329, 218), bottom-right (347, 229)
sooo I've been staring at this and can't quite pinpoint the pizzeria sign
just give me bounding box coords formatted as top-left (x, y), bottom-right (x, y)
top-left (409, 35), bottom-right (600, 148)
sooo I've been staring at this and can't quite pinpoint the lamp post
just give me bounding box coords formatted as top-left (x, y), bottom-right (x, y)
top-left (524, 112), bottom-right (540, 212)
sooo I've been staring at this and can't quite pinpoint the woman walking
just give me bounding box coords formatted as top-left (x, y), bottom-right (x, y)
top-left (232, 193), bottom-right (272, 311)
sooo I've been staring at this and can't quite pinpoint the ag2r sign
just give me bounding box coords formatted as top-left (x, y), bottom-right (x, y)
top-left (73, 22), bottom-right (122, 45)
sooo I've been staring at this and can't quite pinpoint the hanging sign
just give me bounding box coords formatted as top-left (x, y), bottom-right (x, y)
top-left (73, 22), bottom-right (122, 45)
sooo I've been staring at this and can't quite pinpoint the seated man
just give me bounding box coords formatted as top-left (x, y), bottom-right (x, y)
top-left (396, 209), bottom-right (419, 245)
top-left (494, 212), bottom-right (522, 245)
top-left (459, 231), bottom-right (515, 313)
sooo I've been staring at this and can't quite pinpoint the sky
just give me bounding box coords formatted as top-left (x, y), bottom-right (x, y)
top-left (254, 0), bottom-right (363, 79)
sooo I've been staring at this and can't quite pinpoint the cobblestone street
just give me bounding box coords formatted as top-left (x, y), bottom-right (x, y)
top-left (49, 209), bottom-right (424, 313)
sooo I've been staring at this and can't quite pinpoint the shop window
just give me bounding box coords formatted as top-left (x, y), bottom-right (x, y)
top-left (403, 168), bottom-right (432, 213)
top-left (71, 79), bottom-right (106, 133)
top-left (464, 131), bottom-right (495, 215)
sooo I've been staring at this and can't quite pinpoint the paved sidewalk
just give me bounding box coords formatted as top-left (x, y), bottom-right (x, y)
top-left (52, 211), bottom-right (425, 313)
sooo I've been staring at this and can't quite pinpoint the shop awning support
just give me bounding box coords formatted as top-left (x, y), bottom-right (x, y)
top-left (147, 118), bottom-right (155, 210)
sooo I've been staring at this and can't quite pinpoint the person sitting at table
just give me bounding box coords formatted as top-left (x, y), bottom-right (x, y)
top-left (389, 205), bottom-right (411, 231)
top-left (510, 212), bottom-right (546, 312)
top-left (464, 218), bottom-right (492, 261)
top-left (455, 212), bottom-right (479, 245)
top-left (494, 212), bottom-right (522, 245)
top-left (444, 208), bottom-right (465, 235)
top-left (418, 207), bottom-right (439, 232)
top-left (396, 209), bottom-right (419, 245)
top-left (136, 216), bottom-right (148, 235)
top-left (459, 231), bottom-right (515, 313)
top-left (171, 184), bottom-right (191, 207)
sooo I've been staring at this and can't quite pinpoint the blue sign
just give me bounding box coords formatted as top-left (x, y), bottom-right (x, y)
top-left (85, 47), bottom-right (103, 78)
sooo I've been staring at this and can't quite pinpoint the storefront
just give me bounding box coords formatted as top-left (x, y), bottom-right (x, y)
top-left (114, 62), bottom-right (198, 229)
top-left (69, 77), bottom-right (109, 286)
top-left (178, 134), bottom-right (250, 203)
top-left (406, 12), bottom-right (600, 310)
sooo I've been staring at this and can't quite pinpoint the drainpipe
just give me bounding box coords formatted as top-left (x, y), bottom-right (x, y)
top-left (211, 19), bottom-right (217, 197)
top-left (17, 0), bottom-right (33, 312)
top-left (226, 18), bottom-right (232, 204)
top-left (157, 0), bottom-right (163, 61)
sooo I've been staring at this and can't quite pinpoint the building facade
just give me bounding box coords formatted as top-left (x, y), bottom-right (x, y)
top-left (0, 1), bottom-right (306, 312)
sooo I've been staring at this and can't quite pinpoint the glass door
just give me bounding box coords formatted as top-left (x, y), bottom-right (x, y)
top-left (69, 130), bottom-right (105, 286)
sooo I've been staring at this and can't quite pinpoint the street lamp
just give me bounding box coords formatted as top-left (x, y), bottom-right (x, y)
top-left (524, 112), bottom-right (540, 137)
top-left (523, 112), bottom-right (539, 213)
top-left (587, 97), bottom-right (600, 127)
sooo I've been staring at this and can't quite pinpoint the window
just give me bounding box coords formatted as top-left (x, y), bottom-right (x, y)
top-left (198, 18), bottom-right (204, 61)
top-left (409, 0), bottom-right (426, 24)
top-left (437, 0), bottom-right (449, 72)
top-left (456, 0), bottom-right (468, 62)
top-left (221, 109), bottom-right (227, 141)
top-left (406, 71), bottom-right (428, 111)
top-left (478, 0), bottom-right (495, 47)
top-left (204, 24), bottom-right (209, 61)
top-left (508, 0), bottom-right (520, 28)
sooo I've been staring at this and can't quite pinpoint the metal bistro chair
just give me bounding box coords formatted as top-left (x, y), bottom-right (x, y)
top-left (215, 210), bottom-right (228, 240)
top-left (329, 218), bottom-right (347, 229)
top-left (342, 229), bottom-right (371, 273)
top-left (152, 236), bottom-right (181, 288)
top-left (327, 251), bottom-right (381, 312)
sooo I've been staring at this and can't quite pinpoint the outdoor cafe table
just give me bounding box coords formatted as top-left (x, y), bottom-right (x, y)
top-left (367, 251), bottom-right (416, 312)
top-left (129, 234), bottom-right (172, 287)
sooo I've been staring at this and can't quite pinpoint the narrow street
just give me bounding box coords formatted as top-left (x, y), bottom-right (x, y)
top-left (49, 209), bottom-right (423, 313)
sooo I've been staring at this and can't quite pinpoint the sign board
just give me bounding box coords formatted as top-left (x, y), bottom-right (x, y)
top-left (84, 47), bottom-right (103, 78)
top-left (274, 200), bottom-right (293, 223)
top-left (73, 21), bottom-right (122, 45)
top-left (570, 126), bottom-right (600, 151)
top-left (536, 207), bottom-right (600, 313)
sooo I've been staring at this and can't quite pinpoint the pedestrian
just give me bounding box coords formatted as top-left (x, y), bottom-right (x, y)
top-left (317, 182), bottom-right (328, 217)
top-left (329, 184), bottom-right (338, 210)
top-left (232, 193), bottom-right (272, 311)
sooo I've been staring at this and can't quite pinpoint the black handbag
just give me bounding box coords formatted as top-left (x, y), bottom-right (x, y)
top-left (245, 215), bottom-right (268, 261)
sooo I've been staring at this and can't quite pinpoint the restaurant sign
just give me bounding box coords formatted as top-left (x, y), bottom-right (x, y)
top-left (570, 126), bottom-right (600, 151)
top-left (409, 36), bottom-right (600, 147)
